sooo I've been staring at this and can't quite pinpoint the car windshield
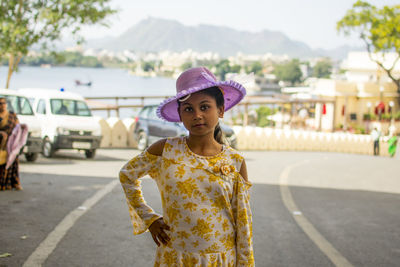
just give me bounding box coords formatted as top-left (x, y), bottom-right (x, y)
top-left (0, 94), bottom-right (34, 115)
top-left (50, 99), bottom-right (92, 116)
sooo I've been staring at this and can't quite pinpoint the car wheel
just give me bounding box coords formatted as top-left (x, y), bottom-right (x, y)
top-left (85, 149), bottom-right (96, 159)
top-left (137, 131), bottom-right (148, 151)
top-left (25, 152), bottom-right (38, 162)
top-left (42, 138), bottom-right (54, 158)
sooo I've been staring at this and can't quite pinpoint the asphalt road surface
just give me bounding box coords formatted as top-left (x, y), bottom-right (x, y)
top-left (1, 149), bottom-right (399, 267)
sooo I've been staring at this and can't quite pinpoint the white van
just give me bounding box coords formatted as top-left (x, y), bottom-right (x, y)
top-left (0, 89), bottom-right (42, 162)
top-left (18, 88), bottom-right (102, 159)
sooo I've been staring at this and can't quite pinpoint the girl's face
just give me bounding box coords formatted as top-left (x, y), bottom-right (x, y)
top-left (179, 91), bottom-right (224, 137)
top-left (0, 99), bottom-right (7, 113)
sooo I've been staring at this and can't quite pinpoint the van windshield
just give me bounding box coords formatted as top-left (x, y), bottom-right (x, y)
top-left (0, 95), bottom-right (34, 115)
top-left (50, 99), bottom-right (92, 116)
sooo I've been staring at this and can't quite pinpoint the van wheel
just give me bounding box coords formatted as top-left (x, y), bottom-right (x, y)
top-left (42, 138), bottom-right (55, 158)
top-left (85, 149), bottom-right (96, 159)
top-left (137, 132), bottom-right (148, 151)
top-left (25, 152), bottom-right (38, 162)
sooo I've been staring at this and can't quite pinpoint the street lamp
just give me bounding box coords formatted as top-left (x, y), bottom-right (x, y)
top-left (365, 102), bottom-right (373, 132)
top-left (367, 102), bottom-right (372, 116)
top-left (389, 101), bottom-right (394, 119)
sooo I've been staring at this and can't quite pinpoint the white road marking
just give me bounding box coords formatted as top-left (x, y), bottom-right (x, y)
top-left (23, 180), bottom-right (119, 267)
top-left (279, 161), bottom-right (354, 267)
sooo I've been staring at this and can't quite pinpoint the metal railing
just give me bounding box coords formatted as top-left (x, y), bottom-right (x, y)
top-left (85, 95), bottom-right (336, 127)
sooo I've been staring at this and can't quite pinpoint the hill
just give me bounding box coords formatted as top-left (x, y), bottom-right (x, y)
top-left (85, 17), bottom-right (362, 59)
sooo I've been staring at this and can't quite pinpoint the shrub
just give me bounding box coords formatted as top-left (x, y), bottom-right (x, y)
top-left (256, 106), bottom-right (276, 127)
top-left (394, 111), bottom-right (400, 120)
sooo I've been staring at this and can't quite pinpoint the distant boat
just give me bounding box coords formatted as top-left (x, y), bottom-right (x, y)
top-left (40, 64), bottom-right (52, 68)
top-left (75, 80), bottom-right (92, 87)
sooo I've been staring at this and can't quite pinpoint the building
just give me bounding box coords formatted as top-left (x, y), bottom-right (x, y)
top-left (307, 52), bottom-right (399, 133)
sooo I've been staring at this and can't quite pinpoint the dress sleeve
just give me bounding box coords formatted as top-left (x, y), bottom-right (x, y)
top-left (232, 174), bottom-right (255, 266)
top-left (119, 151), bottom-right (162, 235)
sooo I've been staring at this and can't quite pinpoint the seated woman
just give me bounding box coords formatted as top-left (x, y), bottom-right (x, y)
top-left (0, 97), bottom-right (22, 190)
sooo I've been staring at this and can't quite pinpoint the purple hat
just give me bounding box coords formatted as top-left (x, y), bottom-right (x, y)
top-left (157, 67), bottom-right (246, 122)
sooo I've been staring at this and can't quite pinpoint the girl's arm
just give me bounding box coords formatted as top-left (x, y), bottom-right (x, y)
top-left (142, 139), bottom-right (172, 246)
top-left (146, 139), bottom-right (166, 156)
top-left (239, 159), bottom-right (248, 181)
top-left (119, 139), bottom-right (166, 235)
top-left (233, 158), bottom-right (255, 266)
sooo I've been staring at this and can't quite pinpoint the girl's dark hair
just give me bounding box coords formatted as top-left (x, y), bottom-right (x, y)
top-left (178, 86), bottom-right (226, 145)
top-left (202, 87), bottom-right (226, 145)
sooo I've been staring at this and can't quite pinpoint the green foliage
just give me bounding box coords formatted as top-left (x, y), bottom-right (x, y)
top-left (245, 62), bottom-right (263, 75)
top-left (363, 113), bottom-right (377, 120)
top-left (0, 0), bottom-right (116, 87)
top-left (337, 1), bottom-right (400, 92)
top-left (394, 111), bottom-right (400, 120)
top-left (337, 1), bottom-right (400, 53)
top-left (381, 113), bottom-right (392, 121)
top-left (214, 60), bottom-right (241, 80)
top-left (256, 106), bottom-right (276, 127)
top-left (354, 124), bottom-right (366, 134)
top-left (142, 61), bottom-right (155, 72)
top-left (181, 61), bottom-right (193, 70)
top-left (231, 64), bottom-right (241, 74)
top-left (312, 58), bottom-right (333, 78)
top-left (214, 60), bottom-right (231, 80)
top-left (273, 59), bottom-right (302, 85)
top-left (20, 52), bottom-right (103, 68)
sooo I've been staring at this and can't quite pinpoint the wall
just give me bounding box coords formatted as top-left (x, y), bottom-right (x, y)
top-left (97, 119), bottom-right (395, 157)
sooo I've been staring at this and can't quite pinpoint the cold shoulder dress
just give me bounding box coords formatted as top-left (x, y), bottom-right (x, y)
top-left (120, 137), bottom-right (254, 266)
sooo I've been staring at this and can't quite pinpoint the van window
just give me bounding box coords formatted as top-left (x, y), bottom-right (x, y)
top-left (37, 99), bottom-right (46, 114)
top-left (0, 95), bottom-right (34, 115)
top-left (20, 97), bottom-right (34, 115)
top-left (28, 98), bottom-right (35, 107)
top-left (50, 99), bottom-right (92, 116)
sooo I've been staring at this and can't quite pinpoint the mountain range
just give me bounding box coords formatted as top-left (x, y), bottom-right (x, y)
top-left (85, 17), bottom-right (363, 60)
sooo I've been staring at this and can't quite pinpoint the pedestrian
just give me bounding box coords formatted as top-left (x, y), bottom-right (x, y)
top-left (120, 67), bottom-right (254, 266)
top-left (0, 97), bottom-right (23, 190)
top-left (371, 127), bottom-right (381, 156)
top-left (388, 134), bottom-right (398, 157)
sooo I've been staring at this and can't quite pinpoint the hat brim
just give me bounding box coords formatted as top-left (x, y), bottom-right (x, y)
top-left (157, 80), bottom-right (246, 122)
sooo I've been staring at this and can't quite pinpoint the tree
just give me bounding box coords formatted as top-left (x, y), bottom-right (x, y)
top-left (313, 58), bottom-right (333, 78)
top-left (256, 106), bottom-right (275, 127)
top-left (214, 60), bottom-right (242, 80)
top-left (245, 62), bottom-right (263, 76)
top-left (214, 59), bottom-right (231, 80)
top-left (0, 0), bottom-right (116, 88)
top-left (337, 1), bottom-right (400, 94)
top-left (230, 64), bottom-right (241, 74)
top-left (274, 59), bottom-right (302, 85)
top-left (142, 61), bottom-right (155, 72)
top-left (181, 61), bottom-right (193, 71)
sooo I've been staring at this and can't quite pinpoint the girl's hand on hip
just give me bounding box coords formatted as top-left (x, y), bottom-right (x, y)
top-left (149, 218), bottom-right (170, 246)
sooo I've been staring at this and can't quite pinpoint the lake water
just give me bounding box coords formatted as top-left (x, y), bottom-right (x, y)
top-left (0, 66), bottom-right (176, 118)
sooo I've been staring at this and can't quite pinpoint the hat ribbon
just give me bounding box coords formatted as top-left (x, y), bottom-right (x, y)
top-left (200, 71), bottom-right (226, 95)
top-left (201, 71), bottom-right (217, 84)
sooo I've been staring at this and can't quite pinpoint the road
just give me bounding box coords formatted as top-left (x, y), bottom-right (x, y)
top-left (1, 149), bottom-right (399, 267)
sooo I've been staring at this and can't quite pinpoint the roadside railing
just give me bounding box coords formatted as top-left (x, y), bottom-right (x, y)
top-left (85, 95), bottom-right (336, 127)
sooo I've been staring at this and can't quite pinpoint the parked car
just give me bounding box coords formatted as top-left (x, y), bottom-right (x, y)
top-left (134, 105), bottom-right (237, 150)
top-left (0, 89), bottom-right (42, 162)
top-left (18, 88), bottom-right (102, 159)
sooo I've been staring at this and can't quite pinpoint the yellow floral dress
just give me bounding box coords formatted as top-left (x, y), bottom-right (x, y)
top-left (120, 137), bottom-right (254, 266)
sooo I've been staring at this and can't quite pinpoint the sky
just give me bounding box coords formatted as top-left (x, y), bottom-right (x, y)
top-left (81, 0), bottom-right (399, 50)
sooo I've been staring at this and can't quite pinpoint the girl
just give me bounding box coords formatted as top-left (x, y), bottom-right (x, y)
top-left (120, 67), bottom-right (254, 266)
